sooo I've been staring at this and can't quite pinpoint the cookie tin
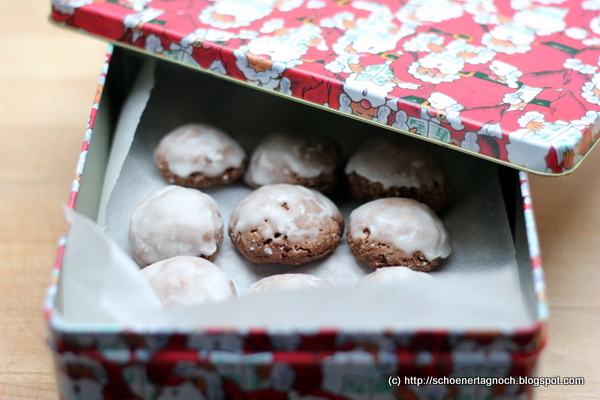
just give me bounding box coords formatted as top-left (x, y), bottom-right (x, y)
top-left (51, 0), bottom-right (600, 175)
top-left (45, 45), bottom-right (547, 400)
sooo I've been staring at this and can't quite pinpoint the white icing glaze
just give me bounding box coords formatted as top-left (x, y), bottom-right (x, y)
top-left (348, 198), bottom-right (450, 261)
top-left (229, 184), bottom-right (342, 242)
top-left (244, 132), bottom-right (340, 186)
top-left (155, 123), bottom-right (246, 178)
top-left (247, 273), bottom-right (332, 294)
top-left (141, 256), bottom-right (236, 306)
top-left (345, 135), bottom-right (444, 189)
top-left (357, 266), bottom-right (434, 286)
top-left (129, 186), bottom-right (224, 266)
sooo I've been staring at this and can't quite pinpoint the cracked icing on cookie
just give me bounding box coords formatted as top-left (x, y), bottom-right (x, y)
top-left (231, 184), bottom-right (341, 240)
top-left (244, 132), bottom-right (341, 189)
top-left (129, 186), bottom-right (224, 266)
top-left (155, 123), bottom-right (246, 178)
top-left (247, 273), bottom-right (332, 294)
top-left (141, 256), bottom-right (236, 306)
top-left (229, 184), bottom-right (344, 265)
top-left (358, 266), bottom-right (434, 286)
top-left (348, 198), bottom-right (450, 263)
top-left (345, 135), bottom-right (444, 189)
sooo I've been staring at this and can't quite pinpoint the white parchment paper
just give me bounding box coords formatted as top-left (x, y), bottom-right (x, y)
top-left (56, 59), bottom-right (532, 330)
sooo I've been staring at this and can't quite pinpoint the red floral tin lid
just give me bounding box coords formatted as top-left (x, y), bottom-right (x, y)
top-left (51, 0), bottom-right (600, 175)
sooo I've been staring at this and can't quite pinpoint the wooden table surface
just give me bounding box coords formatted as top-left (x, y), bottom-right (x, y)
top-left (1, 3), bottom-right (599, 399)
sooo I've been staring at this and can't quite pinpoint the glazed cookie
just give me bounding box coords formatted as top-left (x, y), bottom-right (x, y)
top-left (229, 184), bottom-right (344, 265)
top-left (347, 198), bottom-right (450, 271)
top-left (155, 123), bottom-right (246, 188)
top-left (141, 256), bottom-right (236, 306)
top-left (247, 274), bottom-right (332, 294)
top-left (358, 266), bottom-right (434, 286)
top-left (244, 132), bottom-right (341, 193)
top-left (129, 185), bottom-right (224, 267)
top-left (345, 135), bottom-right (447, 212)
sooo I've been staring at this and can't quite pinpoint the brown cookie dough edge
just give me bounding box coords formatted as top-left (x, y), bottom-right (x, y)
top-left (247, 169), bottom-right (341, 194)
top-left (156, 153), bottom-right (247, 188)
top-left (346, 172), bottom-right (447, 213)
top-left (346, 224), bottom-right (440, 272)
top-left (228, 220), bottom-right (343, 266)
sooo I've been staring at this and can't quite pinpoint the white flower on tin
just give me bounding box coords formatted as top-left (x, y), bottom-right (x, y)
top-left (403, 33), bottom-right (445, 53)
top-left (489, 60), bottom-right (522, 88)
top-left (181, 29), bottom-right (236, 48)
top-left (481, 25), bottom-right (535, 55)
top-left (397, 81), bottom-right (421, 90)
top-left (564, 58), bottom-right (597, 75)
top-left (482, 122), bottom-right (503, 139)
top-left (146, 34), bottom-right (164, 53)
top-left (513, 6), bottom-right (568, 36)
top-left (511, 0), bottom-right (532, 9)
top-left (451, 338), bottom-right (512, 377)
top-left (565, 27), bottom-right (589, 40)
top-left (408, 53), bottom-right (463, 84)
top-left (590, 16), bottom-right (600, 35)
top-left (464, 0), bottom-right (498, 24)
top-left (260, 18), bottom-right (285, 33)
top-left (446, 40), bottom-right (496, 65)
top-left (461, 131), bottom-right (480, 152)
top-left (583, 36), bottom-right (600, 46)
top-left (123, 8), bottom-right (164, 29)
top-left (238, 30), bottom-right (259, 39)
top-left (343, 69), bottom-right (396, 108)
top-left (392, 110), bottom-right (409, 130)
top-left (569, 110), bottom-right (600, 129)
top-left (271, 363), bottom-right (296, 392)
top-left (502, 91), bottom-right (526, 106)
top-left (581, 74), bottom-right (600, 106)
top-left (426, 92), bottom-right (465, 131)
top-left (306, 0), bottom-right (326, 8)
top-left (278, 0), bottom-right (304, 12)
top-left (352, 0), bottom-right (392, 14)
top-left (279, 77), bottom-right (292, 95)
top-left (52, 0), bottom-right (93, 15)
top-left (247, 25), bottom-right (324, 64)
top-left (583, 0), bottom-right (600, 10)
top-left (319, 11), bottom-right (354, 29)
top-left (235, 46), bottom-right (286, 88)
top-left (518, 111), bottom-right (545, 128)
top-left (396, 0), bottom-right (463, 25)
top-left (209, 60), bottom-right (227, 75)
top-left (199, 0), bottom-right (279, 29)
top-left (129, 0), bottom-right (151, 12)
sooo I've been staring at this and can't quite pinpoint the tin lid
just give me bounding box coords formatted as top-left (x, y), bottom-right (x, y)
top-left (50, 0), bottom-right (600, 175)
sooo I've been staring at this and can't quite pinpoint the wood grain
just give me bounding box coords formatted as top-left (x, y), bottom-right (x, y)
top-left (1, 3), bottom-right (598, 399)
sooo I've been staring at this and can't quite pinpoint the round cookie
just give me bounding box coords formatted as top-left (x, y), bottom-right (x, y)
top-left (247, 274), bottom-right (332, 294)
top-left (345, 135), bottom-right (447, 212)
top-left (129, 185), bottom-right (224, 267)
top-left (141, 256), bottom-right (236, 306)
top-left (244, 132), bottom-right (341, 193)
top-left (358, 266), bottom-right (434, 286)
top-left (155, 123), bottom-right (246, 188)
top-left (229, 184), bottom-right (344, 265)
top-left (347, 198), bottom-right (450, 271)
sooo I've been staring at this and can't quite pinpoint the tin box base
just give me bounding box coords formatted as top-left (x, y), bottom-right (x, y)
top-left (47, 46), bottom-right (546, 400)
